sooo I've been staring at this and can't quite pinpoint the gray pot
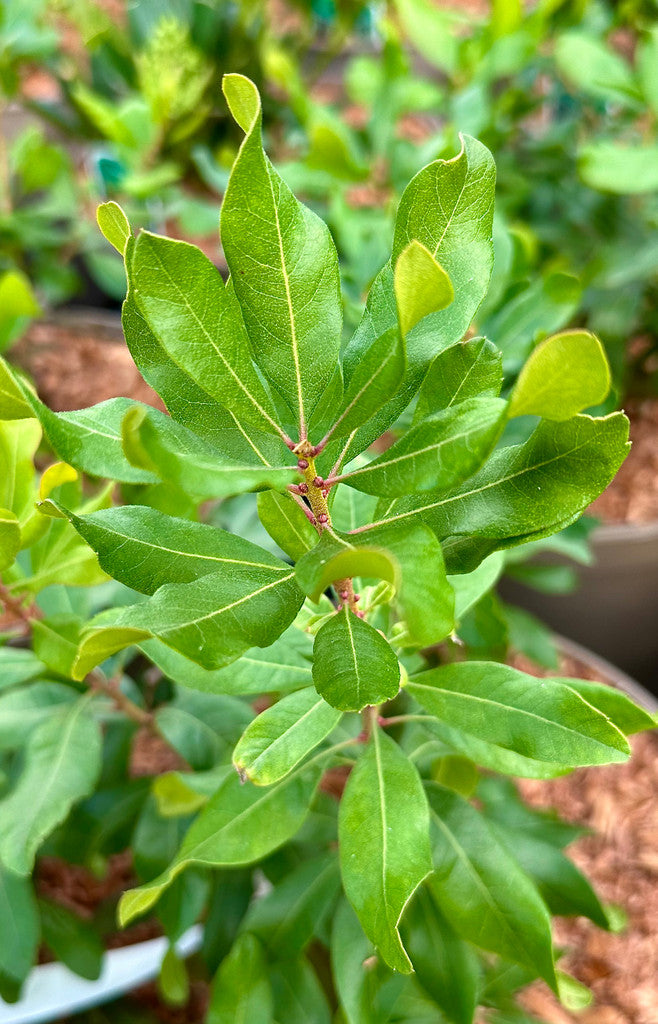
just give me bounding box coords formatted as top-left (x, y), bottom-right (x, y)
top-left (500, 522), bottom-right (658, 693)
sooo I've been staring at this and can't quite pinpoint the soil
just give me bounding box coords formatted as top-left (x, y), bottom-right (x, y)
top-left (12, 315), bottom-right (163, 412)
top-left (510, 652), bottom-right (658, 1024)
top-left (590, 397), bottom-right (658, 525)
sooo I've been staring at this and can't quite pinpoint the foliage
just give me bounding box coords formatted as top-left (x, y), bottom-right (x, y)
top-left (0, 74), bottom-right (654, 1023)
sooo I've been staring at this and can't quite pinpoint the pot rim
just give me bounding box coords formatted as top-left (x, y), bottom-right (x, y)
top-left (555, 633), bottom-right (658, 714)
top-left (594, 519), bottom-right (658, 544)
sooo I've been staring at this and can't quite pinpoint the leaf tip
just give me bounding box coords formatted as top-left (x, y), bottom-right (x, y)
top-left (222, 73), bottom-right (261, 134)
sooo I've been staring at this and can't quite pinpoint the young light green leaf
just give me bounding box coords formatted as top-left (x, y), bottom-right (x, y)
top-left (509, 330), bottom-right (611, 421)
top-left (121, 406), bottom-right (296, 498)
top-left (372, 413), bottom-right (630, 572)
top-left (334, 396), bottom-right (506, 497)
top-left (257, 490), bottom-right (317, 561)
top-left (394, 240), bottom-right (454, 338)
top-left (0, 508), bottom-right (20, 570)
top-left (0, 866), bottom-right (39, 988)
top-left (129, 231), bottom-right (287, 438)
top-left (54, 503), bottom-right (293, 595)
top-left (0, 699), bottom-right (102, 874)
top-left (312, 607), bottom-right (400, 712)
top-left (207, 933), bottom-right (273, 1024)
top-left (407, 662), bottom-right (630, 770)
top-left (232, 686), bottom-right (342, 784)
top-left (97, 201), bottom-right (130, 255)
top-left (75, 563), bottom-right (303, 676)
top-left (119, 764), bottom-right (321, 925)
top-left (426, 783), bottom-right (557, 989)
top-left (414, 336), bottom-right (503, 423)
top-left (222, 74), bottom-right (342, 433)
top-left (296, 522), bottom-right (454, 648)
top-left (0, 418), bottom-right (40, 520)
top-left (0, 357), bottom-right (33, 419)
top-left (339, 726), bottom-right (432, 973)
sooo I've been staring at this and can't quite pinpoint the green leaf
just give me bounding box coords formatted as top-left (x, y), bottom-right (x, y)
top-left (207, 933), bottom-right (273, 1024)
top-left (491, 828), bottom-right (608, 929)
top-left (0, 418), bottom-right (40, 520)
top-left (426, 783), bottom-right (557, 989)
top-left (509, 331), bottom-right (611, 421)
top-left (638, 27), bottom-right (658, 116)
top-left (338, 726), bottom-right (432, 973)
top-left (121, 406), bottom-right (296, 498)
top-left (17, 390), bottom-right (157, 483)
top-left (271, 958), bottom-right (332, 1024)
top-left (0, 647), bottom-right (46, 690)
top-left (393, 135), bottom-right (495, 354)
top-left (554, 31), bottom-right (641, 106)
top-left (578, 142), bottom-right (658, 195)
top-left (75, 561), bottom-right (303, 676)
top-left (0, 699), bottom-right (102, 874)
top-left (448, 551), bottom-right (505, 620)
top-left (129, 231), bottom-right (286, 437)
top-left (403, 888), bottom-right (480, 1024)
top-left (375, 413), bottom-right (630, 572)
top-left (407, 662), bottom-right (629, 770)
top-left (0, 682), bottom-right (77, 750)
top-left (120, 765), bottom-right (320, 924)
top-left (31, 617), bottom-right (81, 677)
top-left (296, 522), bottom-right (454, 647)
top-left (243, 854), bottom-right (340, 957)
top-left (0, 269), bottom-right (40, 319)
top-left (233, 686), bottom-right (341, 784)
top-left (97, 201), bottom-right (130, 255)
top-left (257, 490), bottom-right (317, 561)
top-left (563, 677), bottom-right (656, 734)
top-left (0, 508), bottom-right (20, 570)
top-left (331, 900), bottom-right (379, 1024)
top-left (336, 396), bottom-right (506, 497)
top-left (155, 690), bottom-right (252, 771)
top-left (141, 625), bottom-right (313, 697)
top-left (321, 328), bottom-right (406, 444)
top-left (394, 240), bottom-right (454, 338)
top-left (414, 337), bottom-right (503, 423)
top-left (55, 503), bottom-right (294, 596)
top-left (312, 607), bottom-right (400, 712)
top-left (0, 358), bottom-right (33, 419)
top-left (39, 898), bottom-right (104, 980)
top-left (0, 866), bottom-right (39, 988)
top-left (222, 74), bottom-right (342, 431)
top-left (158, 946), bottom-right (189, 1007)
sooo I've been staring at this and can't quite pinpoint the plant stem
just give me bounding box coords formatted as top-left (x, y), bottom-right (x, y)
top-left (87, 670), bottom-right (154, 727)
top-left (0, 580), bottom-right (39, 628)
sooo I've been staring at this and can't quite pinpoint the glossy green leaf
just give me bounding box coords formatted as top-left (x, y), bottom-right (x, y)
top-left (509, 331), bottom-right (610, 421)
top-left (403, 888), bottom-right (480, 1024)
top-left (129, 231), bottom-right (286, 437)
top-left (0, 699), bottom-right (102, 874)
top-left (207, 933), bottom-right (273, 1024)
top-left (407, 662), bottom-right (629, 769)
top-left (426, 783), bottom-right (557, 988)
top-left (312, 607), bottom-right (400, 712)
top-left (331, 899), bottom-right (379, 1024)
top-left (322, 328), bottom-right (405, 444)
top-left (0, 358), bottom-right (33, 419)
top-left (296, 522), bottom-right (454, 647)
top-left (563, 677), bottom-right (655, 735)
top-left (75, 562), bottom-right (303, 676)
top-left (448, 550), bottom-right (505, 620)
top-left (55, 503), bottom-right (293, 595)
top-left (337, 396), bottom-right (506, 497)
top-left (243, 854), bottom-right (340, 957)
top-left (222, 74), bottom-right (342, 431)
top-left (414, 337), bottom-right (503, 423)
top-left (141, 625), bottom-right (313, 697)
top-left (233, 686), bottom-right (341, 784)
top-left (119, 764), bottom-right (321, 924)
top-left (39, 898), bottom-right (104, 980)
top-left (0, 418), bottom-right (40, 520)
top-left (0, 508), bottom-right (20, 570)
top-left (121, 406), bottom-right (296, 499)
top-left (394, 240), bottom-right (454, 338)
top-left (97, 200), bottom-right (130, 255)
top-left (271, 958), bottom-right (332, 1024)
top-left (0, 866), bottom-right (39, 988)
top-left (339, 727), bottom-right (432, 973)
top-left (257, 490), bottom-right (317, 561)
top-left (374, 413), bottom-right (630, 572)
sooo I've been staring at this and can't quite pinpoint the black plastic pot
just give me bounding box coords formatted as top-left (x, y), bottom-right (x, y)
top-left (500, 523), bottom-right (658, 693)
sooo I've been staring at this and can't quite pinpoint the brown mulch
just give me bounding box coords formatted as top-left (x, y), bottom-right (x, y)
top-left (508, 652), bottom-right (658, 1024)
top-left (12, 317), bottom-right (163, 412)
top-left (590, 397), bottom-right (658, 525)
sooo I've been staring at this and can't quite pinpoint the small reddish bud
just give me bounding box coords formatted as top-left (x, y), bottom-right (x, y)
top-left (339, 590), bottom-right (349, 600)
top-left (297, 458), bottom-right (309, 471)
top-left (298, 482), bottom-right (308, 494)
top-left (318, 513), bottom-right (328, 524)
top-left (356, 610), bottom-right (365, 618)
top-left (353, 593), bottom-right (360, 602)
top-left (313, 476), bottom-right (324, 488)
top-left (322, 488), bottom-right (329, 498)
